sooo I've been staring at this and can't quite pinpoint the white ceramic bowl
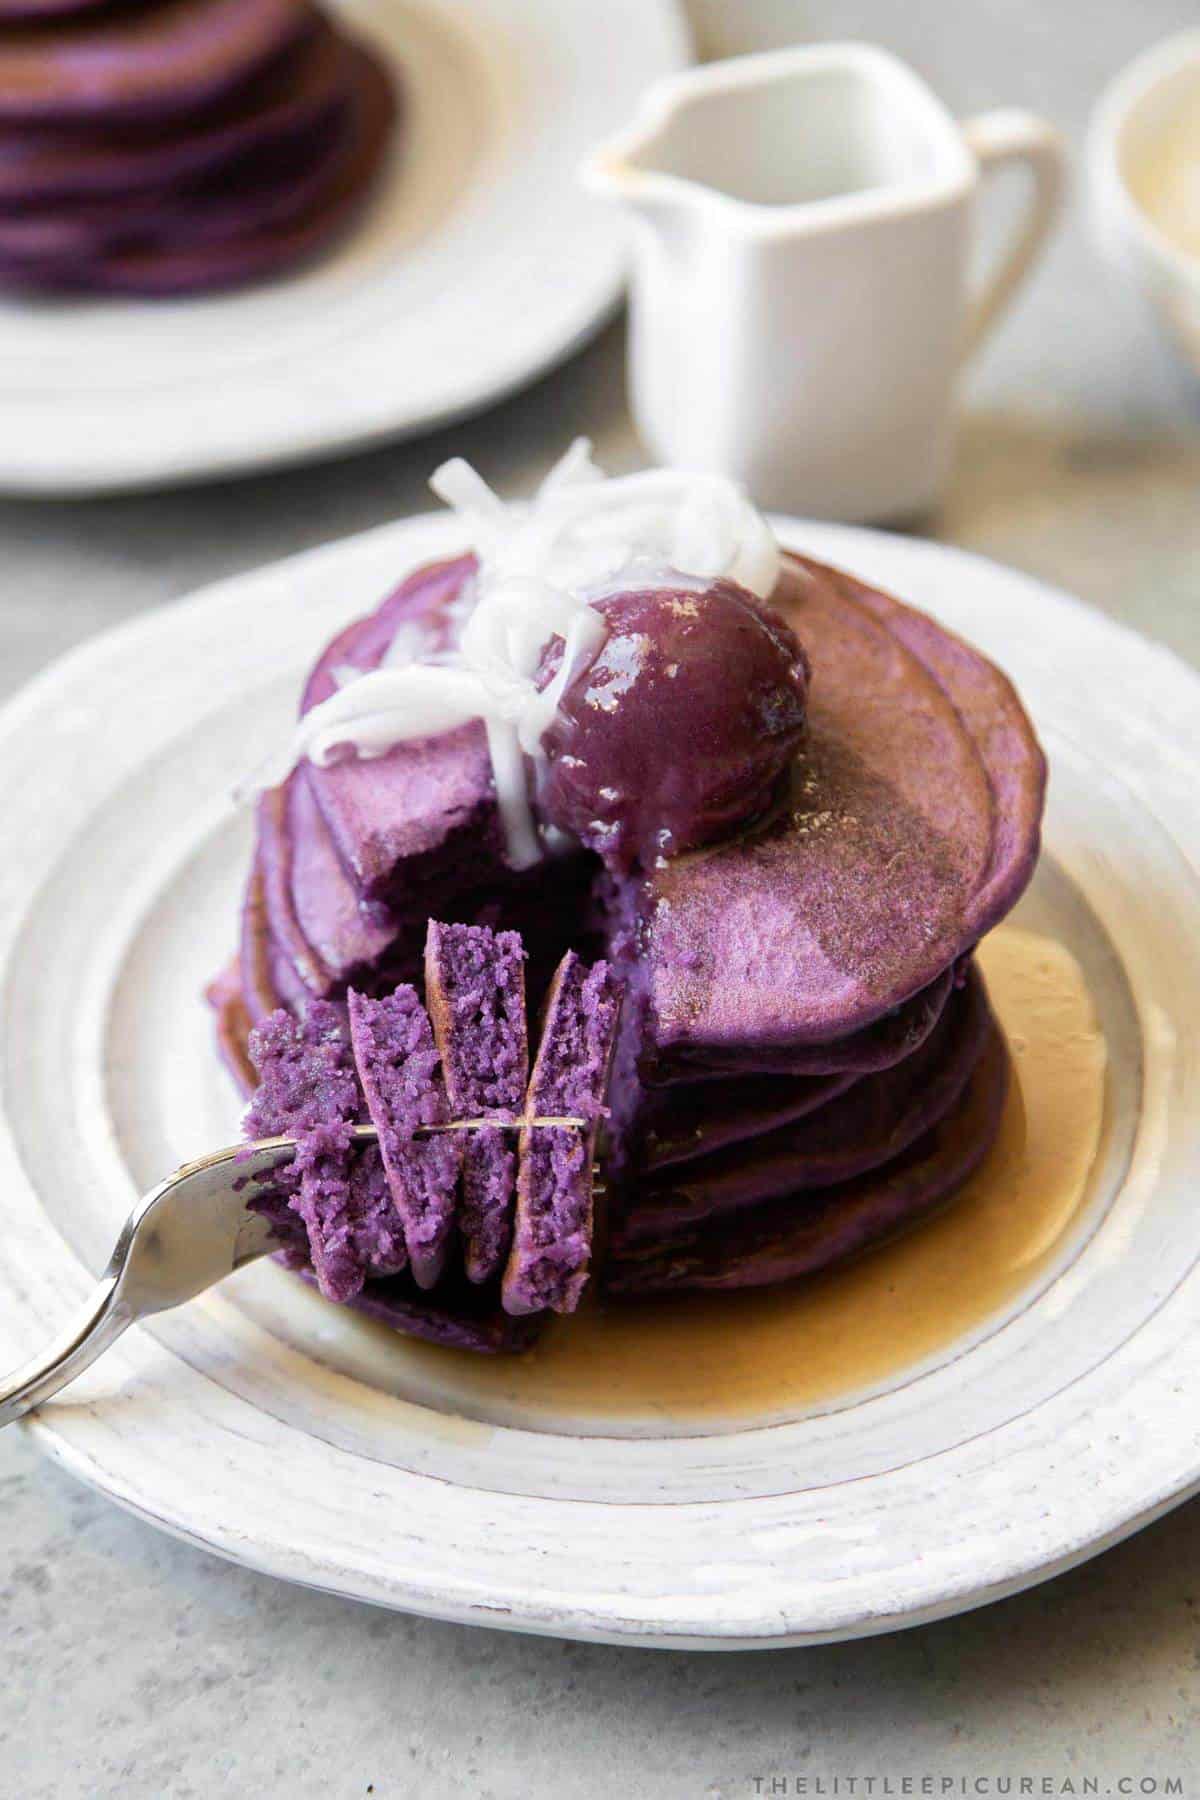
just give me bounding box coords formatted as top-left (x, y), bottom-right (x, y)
top-left (1088, 31), bottom-right (1200, 377)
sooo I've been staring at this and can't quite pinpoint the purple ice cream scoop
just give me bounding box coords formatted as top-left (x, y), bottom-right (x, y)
top-left (539, 580), bottom-right (809, 871)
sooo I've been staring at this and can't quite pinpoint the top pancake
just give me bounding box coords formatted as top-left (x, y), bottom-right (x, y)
top-left (0, 0), bottom-right (314, 124)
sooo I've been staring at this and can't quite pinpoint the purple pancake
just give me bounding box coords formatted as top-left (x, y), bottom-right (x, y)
top-left (604, 1026), bottom-right (1011, 1297)
top-left (640, 963), bottom-right (956, 1084)
top-left (347, 986), bottom-right (461, 1291)
top-left (245, 1000), bottom-right (408, 1302)
top-left (0, 79), bottom-right (354, 259)
top-left (301, 554), bottom-right (468, 715)
top-left (256, 774), bottom-right (397, 1001)
top-left (822, 561), bottom-right (1047, 941)
top-left (0, 38), bottom-right (394, 294)
top-left (503, 953), bottom-right (621, 1317)
top-left (206, 958), bottom-right (257, 1096)
top-left (300, 555), bottom-right (498, 904)
top-left (637, 1068), bottom-right (857, 1172)
top-left (618, 964), bottom-right (991, 1245)
top-left (0, 0), bottom-right (316, 126)
top-left (286, 770), bottom-right (399, 987)
top-left (255, 782), bottom-right (330, 999)
top-left (0, 23), bottom-right (351, 208)
top-left (238, 857), bottom-right (307, 1025)
top-left (425, 920), bottom-right (528, 1285)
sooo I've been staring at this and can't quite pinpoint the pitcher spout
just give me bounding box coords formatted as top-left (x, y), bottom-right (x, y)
top-left (581, 139), bottom-right (693, 236)
top-left (579, 74), bottom-right (716, 246)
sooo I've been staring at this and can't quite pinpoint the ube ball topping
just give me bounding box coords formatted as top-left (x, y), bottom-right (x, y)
top-left (262, 443), bottom-right (793, 872)
top-left (538, 579), bottom-right (810, 870)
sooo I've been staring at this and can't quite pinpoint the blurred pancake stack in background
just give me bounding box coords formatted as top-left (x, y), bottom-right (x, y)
top-left (0, 0), bottom-right (396, 294)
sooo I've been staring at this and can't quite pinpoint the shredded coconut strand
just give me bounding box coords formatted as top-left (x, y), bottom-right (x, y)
top-left (263, 442), bottom-right (781, 869)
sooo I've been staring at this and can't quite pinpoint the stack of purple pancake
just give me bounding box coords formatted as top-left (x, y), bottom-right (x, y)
top-left (0, 0), bottom-right (395, 295)
top-left (214, 546), bottom-right (1045, 1352)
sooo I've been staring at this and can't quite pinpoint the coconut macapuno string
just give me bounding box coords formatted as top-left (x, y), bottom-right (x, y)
top-left (263, 441), bottom-right (782, 869)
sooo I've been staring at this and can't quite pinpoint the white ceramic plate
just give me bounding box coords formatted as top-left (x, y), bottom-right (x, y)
top-left (0, 0), bottom-right (688, 495)
top-left (2, 517), bottom-right (1200, 1648)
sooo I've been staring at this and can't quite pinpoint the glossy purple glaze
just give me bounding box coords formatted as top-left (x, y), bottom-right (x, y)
top-left (539, 580), bottom-right (809, 871)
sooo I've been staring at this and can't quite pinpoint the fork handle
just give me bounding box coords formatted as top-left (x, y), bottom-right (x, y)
top-left (0, 1277), bottom-right (131, 1428)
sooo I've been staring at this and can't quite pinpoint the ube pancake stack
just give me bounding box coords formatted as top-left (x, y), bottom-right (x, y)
top-left (213, 448), bottom-right (1046, 1353)
top-left (0, 0), bottom-right (396, 295)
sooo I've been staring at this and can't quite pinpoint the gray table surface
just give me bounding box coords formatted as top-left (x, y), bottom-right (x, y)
top-left (3, 3), bottom-right (1199, 1795)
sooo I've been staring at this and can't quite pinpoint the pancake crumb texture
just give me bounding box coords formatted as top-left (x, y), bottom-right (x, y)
top-left (242, 925), bottom-right (620, 1351)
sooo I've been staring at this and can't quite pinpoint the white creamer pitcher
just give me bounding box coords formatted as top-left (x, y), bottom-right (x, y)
top-left (585, 44), bottom-right (1065, 522)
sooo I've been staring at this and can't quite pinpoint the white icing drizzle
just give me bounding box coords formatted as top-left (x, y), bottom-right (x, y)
top-left (273, 442), bottom-right (781, 869)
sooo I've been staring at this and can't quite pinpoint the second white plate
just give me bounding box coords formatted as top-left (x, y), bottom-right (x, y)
top-left (0, 0), bottom-right (688, 495)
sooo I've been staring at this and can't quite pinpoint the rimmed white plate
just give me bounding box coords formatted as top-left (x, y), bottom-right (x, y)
top-left (2, 517), bottom-right (1200, 1647)
top-left (0, 0), bottom-right (688, 495)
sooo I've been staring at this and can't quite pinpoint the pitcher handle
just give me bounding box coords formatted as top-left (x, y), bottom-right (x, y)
top-left (960, 110), bottom-right (1066, 364)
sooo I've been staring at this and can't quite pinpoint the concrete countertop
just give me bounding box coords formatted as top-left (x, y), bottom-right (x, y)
top-left (3, 2), bottom-right (1198, 1794)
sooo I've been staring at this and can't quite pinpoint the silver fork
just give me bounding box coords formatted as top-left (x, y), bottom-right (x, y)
top-left (0, 1117), bottom-right (588, 1428)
